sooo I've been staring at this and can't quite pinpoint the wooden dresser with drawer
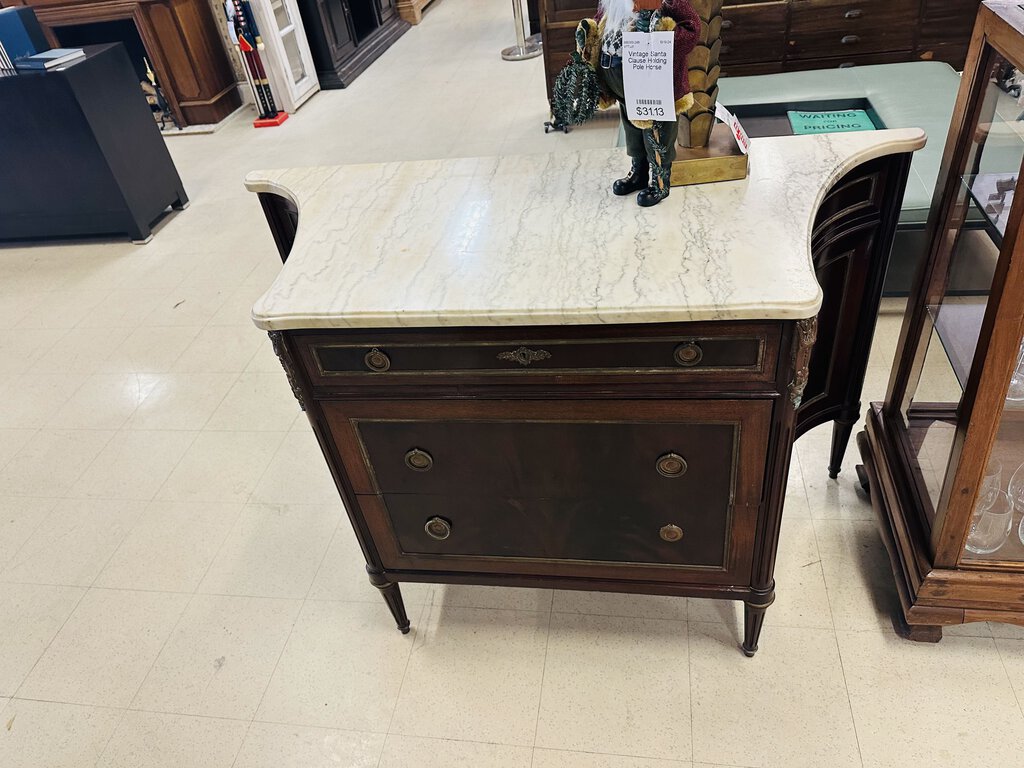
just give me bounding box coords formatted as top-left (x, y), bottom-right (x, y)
top-left (539, 0), bottom-right (981, 101)
top-left (247, 130), bottom-right (922, 656)
top-left (273, 320), bottom-right (800, 657)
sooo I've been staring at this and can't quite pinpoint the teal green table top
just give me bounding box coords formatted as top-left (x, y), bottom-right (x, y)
top-left (614, 62), bottom-right (962, 225)
top-left (717, 62), bottom-right (960, 225)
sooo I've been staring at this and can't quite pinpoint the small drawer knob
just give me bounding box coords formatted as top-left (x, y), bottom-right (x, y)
top-left (405, 448), bottom-right (433, 472)
top-left (364, 347), bottom-right (391, 372)
top-left (660, 524), bottom-right (684, 543)
top-left (721, 18), bottom-right (733, 29)
top-left (841, 34), bottom-right (860, 44)
top-left (656, 452), bottom-right (688, 478)
top-left (673, 342), bottom-right (703, 367)
top-left (424, 516), bottom-right (452, 541)
top-left (844, 8), bottom-right (862, 18)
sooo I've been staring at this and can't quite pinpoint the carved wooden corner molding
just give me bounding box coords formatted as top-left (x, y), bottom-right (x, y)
top-left (269, 331), bottom-right (307, 411)
top-left (789, 317), bottom-right (818, 407)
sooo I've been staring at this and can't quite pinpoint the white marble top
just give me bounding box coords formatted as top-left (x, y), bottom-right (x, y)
top-left (246, 128), bottom-right (925, 331)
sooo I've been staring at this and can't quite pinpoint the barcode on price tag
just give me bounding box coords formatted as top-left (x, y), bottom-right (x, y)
top-left (622, 32), bottom-right (676, 122)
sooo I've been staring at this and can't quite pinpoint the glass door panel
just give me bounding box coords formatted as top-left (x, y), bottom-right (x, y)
top-left (899, 43), bottom-right (1024, 526)
top-left (281, 29), bottom-right (306, 83)
top-left (964, 340), bottom-right (1024, 566)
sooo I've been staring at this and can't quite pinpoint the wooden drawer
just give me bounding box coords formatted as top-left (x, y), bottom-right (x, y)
top-left (329, 399), bottom-right (771, 583)
top-left (919, 0), bottom-right (980, 45)
top-left (784, 50), bottom-right (913, 70)
top-left (788, 0), bottom-right (917, 59)
top-left (787, 29), bottom-right (914, 60)
top-left (296, 323), bottom-right (778, 386)
top-left (719, 60), bottom-right (783, 77)
top-left (790, 0), bottom-right (918, 32)
top-left (381, 492), bottom-right (731, 568)
top-left (354, 411), bottom-right (741, 498)
top-left (720, 3), bottom-right (787, 64)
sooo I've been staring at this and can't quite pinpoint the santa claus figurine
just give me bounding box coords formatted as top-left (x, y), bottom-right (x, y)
top-left (575, 0), bottom-right (701, 206)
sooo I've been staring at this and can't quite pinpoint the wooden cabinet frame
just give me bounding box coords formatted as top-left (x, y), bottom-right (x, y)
top-left (860, 0), bottom-right (1024, 639)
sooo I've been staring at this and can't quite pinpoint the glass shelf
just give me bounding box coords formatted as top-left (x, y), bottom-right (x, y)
top-left (962, 172), bottom-right (1018, 244)
top-left (927, 298), bottom-right (987, 390)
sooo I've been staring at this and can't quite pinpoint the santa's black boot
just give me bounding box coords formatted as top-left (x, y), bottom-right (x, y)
top-left (637, 183), bottom-right (669, 207)
top-left (612, 158), bottom-right (649, 196)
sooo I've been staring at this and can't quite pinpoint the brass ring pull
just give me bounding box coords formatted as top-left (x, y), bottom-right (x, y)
top-left (841, 34), bottom-right (860, 44)
top-left (405, 448), bottom-right (433, 472)
top-left (364, 347), bottom-right (391, 372)
top-left (660, 524), bottom-right (684, 543)
top-left (656, 452), bottom-right (688, 478)
top-left (844, 8), bottom-right (862, 18)
top-left (673, 342), bottom-right (703, 367)
top-left (424, 516), bottom-right (452, 541)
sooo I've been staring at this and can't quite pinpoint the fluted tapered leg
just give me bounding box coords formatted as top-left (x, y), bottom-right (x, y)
top-left (366, 566), bottom-right (410, 634)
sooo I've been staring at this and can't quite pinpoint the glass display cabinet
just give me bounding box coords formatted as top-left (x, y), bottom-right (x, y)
top-left (859, 0), bottom-right (1024, 640)
top-left (250, 0), bottom-right (320, 114)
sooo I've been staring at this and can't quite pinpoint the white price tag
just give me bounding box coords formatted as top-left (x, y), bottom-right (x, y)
top-left (715, 102), bottom-right (751, 155)
top-left (622, 32), bottom-right (676, 123)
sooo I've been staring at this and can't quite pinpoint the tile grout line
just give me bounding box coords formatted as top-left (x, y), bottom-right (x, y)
top-left (993, 637), bottom-right (1024, 723)
top-left (242, 514), bottom-right (344, 732)
top-left (377, 595), bottom-right (435, 766)
top-left (0, 492), bottom-right (54, 576)
top-left (230, 432), bottom-right (346, 768)
top-left (806, 518), bottom-right (838, 633)
top-left (528, 592), bottom-right (554, 753)
top-left (831, 629), bottom-right (868, 768)
top-left (119, 589), bottom-right (198, 720)
top-left (806, 459), bottom-right (866, 768)
top-left (8, 581), bottom-right (91, 702)
top-left (186, 501), bottom-right (248, 599)
top-left (91, 703), bottom-right (132, 768)
top-left (688, 612), bottom-right (695, 766)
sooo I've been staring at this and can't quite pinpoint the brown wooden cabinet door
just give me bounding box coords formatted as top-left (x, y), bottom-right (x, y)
top-left (319, 0), bottom-right (356, 63)
top-left (376, 0), bottom-right (396, 22)
top-left (322, 399), bottom-right (772, 584)
top-left (545, 0), bottom-right (596, 23)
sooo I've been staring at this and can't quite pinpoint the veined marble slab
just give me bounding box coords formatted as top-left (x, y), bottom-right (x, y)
top-left (246, 128), bottom-right (925, 331)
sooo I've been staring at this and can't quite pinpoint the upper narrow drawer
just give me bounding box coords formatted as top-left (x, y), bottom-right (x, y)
top-left (720, 3), bottom-right (788, 64)
top-left (293, 323), bottom-right (780, 386)
top-left (789, 0), bottom-right (918, 32)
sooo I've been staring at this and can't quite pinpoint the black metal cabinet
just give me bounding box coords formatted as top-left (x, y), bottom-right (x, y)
top-left (296, 0), bottom-right (408, 88)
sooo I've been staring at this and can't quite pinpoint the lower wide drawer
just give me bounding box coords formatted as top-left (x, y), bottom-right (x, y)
top-left (324, 399), bottom-right (773, 584)
top-left (382, 492), bottom-right (730, 567)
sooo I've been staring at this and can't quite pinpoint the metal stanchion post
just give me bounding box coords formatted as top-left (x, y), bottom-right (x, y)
top-left (501, 0), bottom-right (541, 61)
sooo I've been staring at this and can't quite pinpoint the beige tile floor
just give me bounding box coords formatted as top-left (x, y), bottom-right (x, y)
top-left (1, 1), bottom-right (1024, 766)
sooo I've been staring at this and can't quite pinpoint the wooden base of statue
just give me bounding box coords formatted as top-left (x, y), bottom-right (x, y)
top-left (670, 123), bottom-right (748, 187)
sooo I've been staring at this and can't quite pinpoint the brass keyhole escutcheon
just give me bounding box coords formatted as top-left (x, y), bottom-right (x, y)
top-left (656, 452), bottom-right (688, 478)
top-left (660, 524), bottom-right (683, 543)
top-left (405, 448), bottom-right (433, 472)
top-left (673, 342), bottom-right (703, 367)
top-left (424, 516), bottom-right (452, 541)
top-left (364, 347), bottom-right (391, 372)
